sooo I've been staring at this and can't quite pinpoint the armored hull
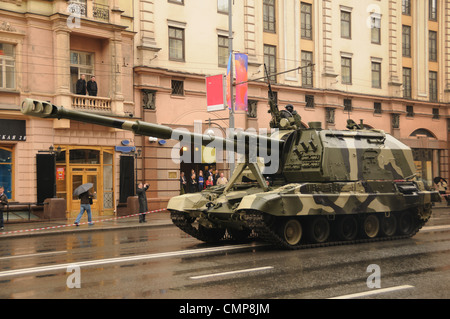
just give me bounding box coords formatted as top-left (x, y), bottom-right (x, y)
top-left (167, 127), bottom-right (440, 249)
top-left (168, 178), bottom-right (436, 249)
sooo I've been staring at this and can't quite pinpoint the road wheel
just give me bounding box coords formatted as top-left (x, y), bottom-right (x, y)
top-left (397, 211), bottom-right (416, 236)
top-left (280, 218), bottom-right (303, 247)
top-left (308, 216), bottom-right (330, 243)
top-left (362, 215), bottom-right (379, 239)
top-left (380, 214), bottom-right (397, 237)
top-left (336, 215), bottom-right (358, 241)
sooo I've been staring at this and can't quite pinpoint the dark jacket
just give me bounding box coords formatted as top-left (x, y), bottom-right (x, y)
top-left (76, 79), bottom-right (86, 95)
top-left (188, 176), bottom-right (197, 193)
top-left (87, 80), bottom-right (98, 96)
top-left (79, 191), bottom-right (93, 205)
top-left (180, 175), bottom-right (187, 194)
top-left (136, 184), bottom-right (149, 213)
top-left (0, 193), bottom-right (8, 210)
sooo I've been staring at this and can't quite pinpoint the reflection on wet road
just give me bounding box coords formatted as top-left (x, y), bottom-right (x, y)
top-left (1, 210), bottom-right (450, 299)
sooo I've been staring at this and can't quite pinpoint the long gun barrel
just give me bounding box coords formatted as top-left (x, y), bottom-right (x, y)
top-left (21, 98), bottom-right (282, 155)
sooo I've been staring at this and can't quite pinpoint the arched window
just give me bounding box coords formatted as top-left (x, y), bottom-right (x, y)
top-left (409, 128), bottom-right (436, 139)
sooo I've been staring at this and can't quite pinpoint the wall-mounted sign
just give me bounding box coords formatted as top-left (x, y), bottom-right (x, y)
top-left (0, 119), bottom-right (26, 141)
top-left (115, 146), bottom-right (136, 153)
top-left (56, 167), bottom-right (65, 181)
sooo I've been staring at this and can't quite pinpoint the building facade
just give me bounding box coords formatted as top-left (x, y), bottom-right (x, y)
top-left (0, 0), bottom-right (449, 218)
top-left (133, 0), bottom-right (449, 208)
top-left (0, 0), bottom-right (135, 218)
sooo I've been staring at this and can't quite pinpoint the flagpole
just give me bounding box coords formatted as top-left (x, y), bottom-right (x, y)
top-left (228, 0), bottom-right (235, 174)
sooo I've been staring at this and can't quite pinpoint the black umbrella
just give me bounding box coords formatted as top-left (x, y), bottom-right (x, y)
top-left (73, 183), bottom-right (93, 196)
top-left (434, 177), bottom-right (447, 184)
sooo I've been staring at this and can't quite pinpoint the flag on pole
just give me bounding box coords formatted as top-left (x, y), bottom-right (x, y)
top-left (226, 53), bottom-right (232, 110)
top-left (234, 53), bottom-right (248, 111)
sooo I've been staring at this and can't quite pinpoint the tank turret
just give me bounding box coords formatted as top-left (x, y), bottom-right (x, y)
top-left (21, 97), bottom-right (440, 249)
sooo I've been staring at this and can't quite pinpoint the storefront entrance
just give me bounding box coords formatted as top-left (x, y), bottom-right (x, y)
top-left (413, 149), bottom-right (434, 187)
top-left (0, 145), bottom-right (13, 200)
top-left (71, 167), bottom-right (99, 215)
top-left (55, 146), bottom-right (114, 218)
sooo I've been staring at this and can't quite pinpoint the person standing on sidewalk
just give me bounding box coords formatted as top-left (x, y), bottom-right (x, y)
top-left (74, 191), bottom-right (95, 226)
top-left (0, 186), bottom-right (8, 230)
top-left (137, 182), bottom-right (149, 223)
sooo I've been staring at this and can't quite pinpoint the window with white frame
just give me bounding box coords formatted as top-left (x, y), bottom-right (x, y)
top-left (402, 0), bottom-right (411, 15)
top-left (301, 50), bottom-right (313, 87)
top-left (341, 10), bottom-right (351, 39)
top-left (218, 35), bottom-right (229, 67)
top-left (169, 26), bottom-right (185, 61)
top-left (218, 0), bottom-right (228, 13)
top-left (429, 0), bottom-right (437, 21)
top-left (301, 2), bottom-right (312, 40)
top-left (370, 13), bottom-right (381, 44)
top-left (263, 0), bottom-right (276, 33)
top-left (341, 56), bottom-right (352, 84)
top-left (264, 44), bottom-right (277, 82)
top-left (371, 62), bottom-right (381, 88)
top-left (70, 51), bottom-right (94, 94)
top-left (0, 43), bottom-right (15, 90)
top-left (169, 0), bottom-right (184, 4)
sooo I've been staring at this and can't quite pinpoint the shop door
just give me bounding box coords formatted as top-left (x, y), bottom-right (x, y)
top-left (71, 167), bottom-right (99, 214)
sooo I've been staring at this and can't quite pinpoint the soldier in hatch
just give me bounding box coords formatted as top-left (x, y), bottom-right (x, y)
top-left (280, 104), bottom-right (302, 128)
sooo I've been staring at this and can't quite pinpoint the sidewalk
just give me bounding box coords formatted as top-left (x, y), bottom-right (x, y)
top-left (0, 210), bottom-right (173, 238)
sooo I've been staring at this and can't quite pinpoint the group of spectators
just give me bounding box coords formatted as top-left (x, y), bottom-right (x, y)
top-left (76, 74), bottom-right (98, 96)
top-left (180, 168), bottom-right (228, 194)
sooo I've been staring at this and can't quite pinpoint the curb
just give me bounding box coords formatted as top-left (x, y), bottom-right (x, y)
top-left (0, 209), bottom-right (174, 239)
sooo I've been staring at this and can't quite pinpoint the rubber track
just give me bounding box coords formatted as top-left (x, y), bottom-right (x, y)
top-left (170, 211), bottom-right (211, 242)
top-left (245, 211), bottom-right (427, 250)
top-left (171, 210), bottom-right (428, 250)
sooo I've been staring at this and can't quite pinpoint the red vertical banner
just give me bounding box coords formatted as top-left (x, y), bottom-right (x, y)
top-left (234, 53), bottom-right (248, 111)
top-left (206, 74), bottom-right (226, 111)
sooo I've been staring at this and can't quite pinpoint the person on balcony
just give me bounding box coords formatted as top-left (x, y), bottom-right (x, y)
top-left (76, 74), bottom-right (87, 95)
top-left (87, 75), bottom-right (98, 96)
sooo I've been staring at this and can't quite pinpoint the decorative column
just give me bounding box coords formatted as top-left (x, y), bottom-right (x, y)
top-left (442, 0), bottom-right (450, 98)
top-left (110, 32), bottom-right (124, 115)
top-left (244, 0), bottom-right (257, 63)
top-left (140, 0), bottom-right (157, 48)
top-left (414, 0), bottom-right (428, 99)
top-left (387, 0), bottom-right (403, 95)
top-left (321, 0), bottom-right (337, 80)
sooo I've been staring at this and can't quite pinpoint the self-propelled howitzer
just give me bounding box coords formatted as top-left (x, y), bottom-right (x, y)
top-left (21, 98), bottom-right (440, 249)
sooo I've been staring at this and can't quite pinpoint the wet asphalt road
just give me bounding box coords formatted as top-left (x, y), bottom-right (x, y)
top-left (0, 209), bottom-right (449, 300)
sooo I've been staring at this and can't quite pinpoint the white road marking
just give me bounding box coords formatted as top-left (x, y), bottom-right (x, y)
top-left (0, 251), bottom-right (67, 261)
top-left (190, 266), bottom-right (274, 280)
top-left (0, 243), bottom-right (263, 278)
top-left (329, 285), bottom-right (414, 299)
top-left (421, 225), bottom-right (450, 232)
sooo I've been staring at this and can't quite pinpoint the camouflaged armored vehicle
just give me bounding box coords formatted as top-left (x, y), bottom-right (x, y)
top-left (21, 94), bottom-right (440, 249)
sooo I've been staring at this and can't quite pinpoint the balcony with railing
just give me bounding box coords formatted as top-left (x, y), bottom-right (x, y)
top-left (71, 95), bottom-right (112, 112)
top-left (67, 0), bottom-right (110, 23)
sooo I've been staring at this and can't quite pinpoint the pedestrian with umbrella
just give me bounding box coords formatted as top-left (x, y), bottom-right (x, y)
top-left (73, 183), bottom-right (96, 226)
